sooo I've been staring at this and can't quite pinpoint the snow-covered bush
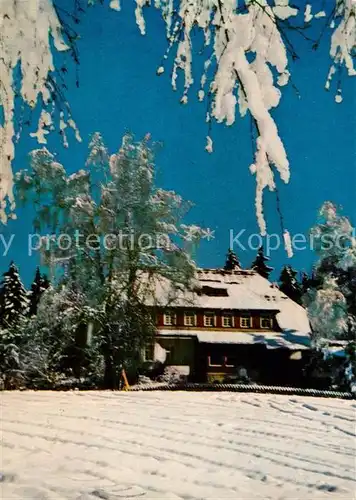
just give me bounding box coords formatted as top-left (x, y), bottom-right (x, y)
top-left (307, 340), bottom-right (356, 392)
top-left (137, 375), bottom-right (155, 385)
top-left (0, 334), bottom-right (24, 390)
top-left (0, 317), bottom-right (39, 390)
top-left (9, 286), bottom-right (104, 389)
top-left (344, 341), bottom-right (356, 393)
top-left (158, 366), bottom-right (187, 384)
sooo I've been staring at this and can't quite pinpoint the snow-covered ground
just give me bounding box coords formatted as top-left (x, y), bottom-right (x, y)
top-left (1, 391), bottom-right (355, 499)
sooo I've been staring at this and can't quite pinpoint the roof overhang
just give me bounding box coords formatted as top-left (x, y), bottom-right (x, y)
top-left (156, 329), bottom-right (311, 350)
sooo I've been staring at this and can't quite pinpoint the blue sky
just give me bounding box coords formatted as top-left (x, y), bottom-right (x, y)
top-left (3, 0), bottom-right (355, 286)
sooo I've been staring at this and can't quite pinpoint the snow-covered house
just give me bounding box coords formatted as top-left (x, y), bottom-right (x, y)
top-left (145, 268), bottom-right (312, 385)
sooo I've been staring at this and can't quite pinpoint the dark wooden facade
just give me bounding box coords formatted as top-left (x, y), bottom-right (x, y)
top-left (151, 306), bottom-right (310, 386)
top-left (156, 307), bottom-right (280, 331)
top-left (195, 344), bottom-right (309, 386)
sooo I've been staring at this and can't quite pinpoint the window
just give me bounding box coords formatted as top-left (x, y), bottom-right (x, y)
top-left (264, 294), bottom-right (277, 302)
top-left (240, 315), bottom-right (252, 328)
top-left (201, 285), bottom-right (228, 297)
top-left (143, 342), bottom-right (154, 362)
top-left (184, 311), bottom-right (196, 326)
top-left (204, 312), bottom-right (216, 327)
top-left (222, 313), bottom-right (234, 328)
top-left (166, 345), bottom-right (174, 363)
top-left (224, 355), bottom-right (235, 367)
top-left (163, 311), bottom-right (176, 326)
top-left (208, 354), bottom-right (224, 367)
top-left (260, 316), bottom-right (273, 329)
top-left (208, 355), bottom-right (235, 367)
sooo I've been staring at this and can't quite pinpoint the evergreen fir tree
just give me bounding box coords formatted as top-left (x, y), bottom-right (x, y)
top-left (224, 248), bottom-right (240, 270)
top-left (301, 271), bottom-right (310, 295)
top-left (42, 274), bottom-right (50, 290)
top-left (0, 262), bottom-right (29, 327)
top-left (279, 265), bottom-right (302, 304)
top-left (251, 245), bottom-right (273, 279)
top-left (28, 267), bottom-right (50, 316)
top-left (300, 270), bottom-right (321, 296)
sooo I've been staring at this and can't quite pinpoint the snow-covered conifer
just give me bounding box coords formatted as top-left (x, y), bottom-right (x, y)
top-left (300, 269), bottom-right (322, 295)
top-left (224, 248), bottom-right (241, 271)
top-left (251, 245), bottom-right (273, 279)
top-left (28, 267), bottom-right (51, 317)
top-left (278, 265), bottom-right (302, 304)
top-left (0, 262), bottom-right (29, 327)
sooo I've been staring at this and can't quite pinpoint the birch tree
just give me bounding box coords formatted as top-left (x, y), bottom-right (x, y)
top-left (15, 132), bottom-right (202, 387)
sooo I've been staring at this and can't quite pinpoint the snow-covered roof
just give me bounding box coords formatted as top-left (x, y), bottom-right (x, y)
top-left (320, 339), bottom-right (349, 347)
top-left (142, 269), bottom-right (311, 337)
top-left (144, 269), bottom-right (280, 310)
top-left (319, 339), bottom-right (349, 358)
top-left (141, 268), bottom-right (311, 342)
top-left (323, 346), bottom-right (346, 358)
top-left (157, 329), bottom-right (310, 350)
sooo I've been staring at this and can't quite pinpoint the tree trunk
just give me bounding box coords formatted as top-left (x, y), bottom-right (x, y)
top-left (103, 352), bottom-right (118, 389)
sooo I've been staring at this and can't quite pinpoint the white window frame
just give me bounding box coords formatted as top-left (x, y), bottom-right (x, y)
top-left (163, 311), bottom-right (176, 326)
top-left (224, 356), bottom-right (235, 368)
top-left (222, 313), bottom-right (234, 328)
top-left (240, 315), bottom-right (252, 328)
top-left (204, 312), bottom-right (216, 327)
top-left (208, 355), bottom-right (224, 367)
top-left (260, 316), bottom-right (273, 329)
top-left (184, 311), bottom-right (196, 326)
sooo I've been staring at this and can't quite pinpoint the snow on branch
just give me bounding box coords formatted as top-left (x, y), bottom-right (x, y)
top-left (141, 0), bottom-right (354, 234)
top-left (0, 0), bottom-right (81, 224)
top-left (307, 276), bottom-right (349, 342)
top-left (1, 0), bottom-right (355, 240)
top-left (153, 0), bottom-right (292, 235)
top-left (326, 0), bottom-right (356, 103)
